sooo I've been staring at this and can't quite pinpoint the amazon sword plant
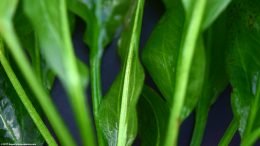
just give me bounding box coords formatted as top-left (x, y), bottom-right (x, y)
top-left (0, 0), bottom-right (260, 145)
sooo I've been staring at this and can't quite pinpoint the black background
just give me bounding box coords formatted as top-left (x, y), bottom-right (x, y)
top-left (50, 0), bottom-right (249, 145)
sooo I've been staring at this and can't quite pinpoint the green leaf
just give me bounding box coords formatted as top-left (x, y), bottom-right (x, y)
top-left (137, 86), bottom-right (170, 146)
top-left (143, 0), bottom-right (230, 145)
top-left (0, 66), bottom-right (44, 144)
top-left (22, 0), bottom-right (95, 145)
top-left (97, 0), bottom-right (145, 145)
top-left (226, 0), bottom-right (260, 144)
top-left (23, 0), bottom-right (73, 86)
top-left (142, 0), bottom-right (205, 122)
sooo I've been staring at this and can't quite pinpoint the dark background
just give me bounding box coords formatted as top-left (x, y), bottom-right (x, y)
top-left (50, 0), bottom-right (249, 145)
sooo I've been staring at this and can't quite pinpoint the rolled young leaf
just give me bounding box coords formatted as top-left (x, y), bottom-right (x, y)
top-left (97, 0), bottom-right (145, 145)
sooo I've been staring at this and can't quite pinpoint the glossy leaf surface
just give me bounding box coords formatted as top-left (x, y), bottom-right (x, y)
top-left (0, 66), bottom-right (44, 144)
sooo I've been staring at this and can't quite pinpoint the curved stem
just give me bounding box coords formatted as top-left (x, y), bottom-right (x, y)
top-left (219, 118), bottom-right (238, 146)
top-left (164, 1), bottom-right (207, 146)
top-left (0, 22), bottom-right (76, 146)
top-left (190, 104), bottom-right (208, 146)
top-left (0, 45), bottom-right (56, 145)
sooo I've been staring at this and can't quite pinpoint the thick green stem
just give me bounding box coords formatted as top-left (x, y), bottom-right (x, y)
top-left (0, 44), bottom-right (56, 145)
top-left (90, 55), bottom-right (104, 146)
top-left (164, 0), bottom-right (207, 146)
top-left (190, 104), bottom-right (208, 146)
top-left (0, 22), bottom-right (76, 146)
top-left (61, 0), bottom-right (96, 144)
top-left (219, 119), bottom-right (238, 146)
top-left (67, 86), bottom-right (96, 146)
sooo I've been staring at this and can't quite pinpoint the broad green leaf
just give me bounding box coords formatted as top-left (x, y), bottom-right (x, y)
top-left (191, 13), bottom-right (229, 146)
top-left (181, 0), bottom-right (231, 29)
top-left (226, 0), bottom-right (260, 143)
top-left (137, 86), bottom-right (170, 146)
top-left (227, 0), bottom-right (260, 140)
top-left (142, 1), bottom-right (206, 120)
top-left (97, 0), bottom-right (145, 145)
top-left (23, 0), bottom-right (73, 86)
top-left (22, 0), bottom-right (95, 145)
top-left (0, 66), bottom-right (44, 144)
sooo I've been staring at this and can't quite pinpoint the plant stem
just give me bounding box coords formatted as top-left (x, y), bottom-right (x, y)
top-left (164, 0), bottom-right (207, 146)
top-left (89, 3), bottom-right (104, 145)
top-left (90, 56), bottom-right (102, 113)
top-left (241, 79), bottom-right (260, 146)
top-left (67, 86), bottom-right (96, 146)
top-left (117, 0), bottom-right (144, 146)
top-left (190, 104), bottom-right (208, 146)
top-left (0, 22), bottom-right (76, 146)
top-left (244, 78), bottom-right (260, 137)
top-left (90, 55), bottom-right (104, 146)
top-left (61, 0), bottom-right (96, 145)
top-left (219, 118), bottom-right (238, 146)
top-left (0, 43), bottom-right (56, 145)
top-left (242, 128), bottom-right (260, 146)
